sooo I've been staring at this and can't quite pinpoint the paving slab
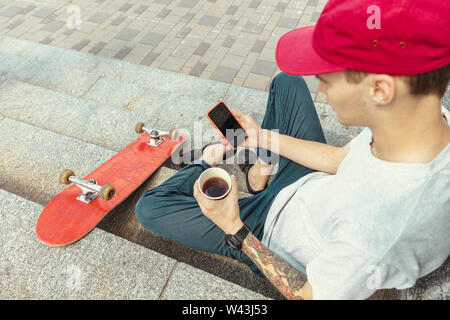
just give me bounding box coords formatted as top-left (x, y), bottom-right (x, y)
top-left (0, 186), bottom-right (272, 300)
top-left (0, 36), bottom-right (73, 66)
top-left (161, 262), bottom-right (269, 300)
top-left (83, 75), bottom-right (148, 110)
top-left (140, 32), bottom-right (165, 46)
top-left (88, 12), bottom-right (110, 24)
top-left (0, 36), bottom-right (101, 71)
top-left (0, 80), bottom-right (148, 152)
top-left (0, 79), bottom-right (245, 163)
top-left (0, 189), bottom-right (176, 299)
top-left (0, 6), bottom-right (23, 18)
top-left (6, 58), bottom-right (99, 97)
top-left (222, 84), bottom-right (269, 124)
top-left (0, 0), bottom-right (327, 91)
top-left (210, 66), bottom-right (238, 83)
top-left (32, 7), bottom-right (55, 19)
top-left (41, 21), bottom-right (65, 33)
top-left (0, 51), bottom-right (28, 73)
top-left (0, 79), bottom-right (260, 194)
top-left (115, 28), bottom-right (139, 42)
top-left (91, 58), bottom-right (230, 102)
top-left (0, 118), bottom-right (116, 205)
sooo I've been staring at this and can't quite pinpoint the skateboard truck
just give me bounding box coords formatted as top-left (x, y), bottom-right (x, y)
top-left (59, 169), bottom-right (115, 204)
top-left (135, 121), bottom-right (178, 147)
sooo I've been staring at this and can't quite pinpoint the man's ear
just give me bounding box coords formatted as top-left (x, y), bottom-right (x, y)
top-left (368, 74), bottom-right (396, 105)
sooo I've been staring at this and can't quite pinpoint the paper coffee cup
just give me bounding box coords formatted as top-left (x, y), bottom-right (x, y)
top-left (198, 168), bottom-right (232, 200)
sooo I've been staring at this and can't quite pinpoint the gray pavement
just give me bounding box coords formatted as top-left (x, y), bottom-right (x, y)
top-left (0, 0), bottom-right (328, 92)
top-left (0, 190), bottom-right (267, 299)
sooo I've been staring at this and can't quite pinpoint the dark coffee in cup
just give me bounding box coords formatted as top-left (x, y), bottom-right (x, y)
top-left (202, 177), bottom-right (229, 198)
top-left (198, 167), bottom-right (232, 199)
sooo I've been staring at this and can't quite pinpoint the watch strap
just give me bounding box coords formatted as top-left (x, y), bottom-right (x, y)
top-left (225, 224), bottom-right (250, 250)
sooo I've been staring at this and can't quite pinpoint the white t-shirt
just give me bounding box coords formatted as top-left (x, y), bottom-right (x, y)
top-left (262, 106), bottom-right (450, 300)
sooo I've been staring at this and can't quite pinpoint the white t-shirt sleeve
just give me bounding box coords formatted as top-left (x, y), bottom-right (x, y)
top-left (306, 239), bottom-right (383, 300)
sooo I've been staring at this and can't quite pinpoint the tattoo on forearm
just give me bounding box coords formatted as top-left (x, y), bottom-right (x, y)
top-left (242, 233), bottom-right (308, 300)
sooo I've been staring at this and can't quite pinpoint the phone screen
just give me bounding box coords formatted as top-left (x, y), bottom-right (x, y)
top-left (208, 102), bottom-right (247, 148)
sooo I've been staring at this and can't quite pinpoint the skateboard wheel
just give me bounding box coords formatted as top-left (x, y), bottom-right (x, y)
top-left (168, 129), bottom-right (178, 140)
top-left (59, 169), bottom-right (75, 185)
top-left (135, 122), bottom-right (145, 134)
top-left (100, 184), bottom-right (115, 201)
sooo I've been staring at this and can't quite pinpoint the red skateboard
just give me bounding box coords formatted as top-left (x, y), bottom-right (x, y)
top-left (36, 121), bottom-right (187, 247)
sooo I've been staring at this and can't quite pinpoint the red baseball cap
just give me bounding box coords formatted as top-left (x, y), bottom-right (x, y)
top-left (276, 0), bottom-right (450, 76)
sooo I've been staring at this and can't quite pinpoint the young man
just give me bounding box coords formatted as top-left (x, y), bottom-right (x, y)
top-left (135, 0), bottom-right (449, 299)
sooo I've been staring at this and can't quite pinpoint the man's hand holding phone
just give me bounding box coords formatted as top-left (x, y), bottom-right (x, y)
top-left (231, 110), bottom-right (262, 148)
top-left (215, 109), bottom-right (262, 149)
top-left (207, 101), bottom-right (263, 150)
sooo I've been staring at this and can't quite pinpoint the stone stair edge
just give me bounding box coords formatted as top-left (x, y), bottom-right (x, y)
top-left (0, 35), bottom-right (268, 100)
top-left (0, 114), bottom-right (254, 200)
top-left (0, 36), bottom-right (273, 145)
top-left (0, 188), bottom-right (267, 300)
top-left (0, 78), bottom-right (179, 152)
top-left (0, 77), bottom-right (267, 152)
top-left (0, 35), bottom-right (360, 147)
top-left (0, 74), bottom-right (353, 152)
top-left (0, 115), bottom-right (446, 300)
top-left (1, 34), bottom-right (447, 113)
top-left (0, 36), bottom-right (290, 143)
top-left (0, 116), bottom-right (263, 298)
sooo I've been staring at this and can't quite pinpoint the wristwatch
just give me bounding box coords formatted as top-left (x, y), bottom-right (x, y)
top-left (225, 224), bottom-right (250, 250)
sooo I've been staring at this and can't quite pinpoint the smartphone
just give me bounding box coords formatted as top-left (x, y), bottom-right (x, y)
top-left (207, 101), bottom-right (247, 150)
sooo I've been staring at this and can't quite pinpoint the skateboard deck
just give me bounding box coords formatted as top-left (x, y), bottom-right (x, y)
top-left (36, 125), bottom-right (186, 247)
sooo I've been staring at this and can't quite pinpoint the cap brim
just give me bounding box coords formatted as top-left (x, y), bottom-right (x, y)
top-left (276, 25), bottom-right (345, 76)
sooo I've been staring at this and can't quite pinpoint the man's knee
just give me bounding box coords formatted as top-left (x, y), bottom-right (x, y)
top-left (272, 72), bottom-right (308, 92)
top-left (135, 194), bottom-right (162, 232)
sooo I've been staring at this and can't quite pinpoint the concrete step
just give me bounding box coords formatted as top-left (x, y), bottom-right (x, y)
top-left (0, 35), bottom-right (360, 147)
top-left (0, 80), bottom-right (262, 195)
top-left (0, 53), bottom-right (268, 150)
top-left (0, 77), bottom-right (266, 152)
top-left (0, 56), bottom-right (357, 152)
top-left (0, 116), bottom-right (254, 209)
top-left (0, 79), bottom-right (164, 153)
top-left (0, 36), bottom-right (101, 77)
top-left (0, 117), bottom-right (115, 205)
top-left (0, 50), bottom-right (99, 98)
top-left (0, 189), bottom-right (268, 300)
top-left (0, 117), bottom-right (281, 298)
top-left (0, 35), bottom-right (261, 111)
top-left (1, 35), bottom-right (448, 145)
